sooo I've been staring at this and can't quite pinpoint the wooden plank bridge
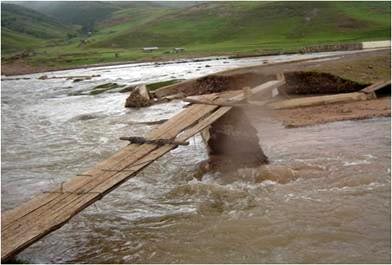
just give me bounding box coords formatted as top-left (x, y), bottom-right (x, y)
top-left (1, 79), bottom-right (285, 261)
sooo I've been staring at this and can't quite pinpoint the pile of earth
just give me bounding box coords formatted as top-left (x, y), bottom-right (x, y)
top-left (174, 72), bottom-right (275, 96)
top-left (280, 71), bottom-right (368, 95)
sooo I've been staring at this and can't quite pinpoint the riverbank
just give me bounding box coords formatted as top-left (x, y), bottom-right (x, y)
top-left (1, 53), bottom-right (228, 76)
top-left (154, 48), bottom-right (391, 128)
top-left (2, 40), bottom-right (389, 76)
top-left (0, 47), bottom-right (320, 76)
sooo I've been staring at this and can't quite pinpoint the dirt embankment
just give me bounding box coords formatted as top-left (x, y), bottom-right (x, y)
top-left (281, 71), bottom-right (367, 95)
top-left (177, 72), bottom-right (275, 96)
top-left (158, 49), bottom-right (390, 128)
top-left (218, 49), bottom-right (391, 83)
top-left (1, 59), bottom-right (52, 76)
top-left (264, 97), bottom-right (391, 128)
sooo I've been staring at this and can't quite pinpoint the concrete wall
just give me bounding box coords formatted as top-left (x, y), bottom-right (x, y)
top-left (362, 40), bottom-right (391, 49)
top-left (301, 43), bottom-right (362, 53)
top-left (301, 40), bottom-right (391, 53)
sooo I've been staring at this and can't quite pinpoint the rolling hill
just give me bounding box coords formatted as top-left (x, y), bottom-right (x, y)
top-left (90, 1), bottom-right (390, 50)
top-left (1, 3), bottom-right (75, 54)
top-left (1, 1), bottom-right (390, 71)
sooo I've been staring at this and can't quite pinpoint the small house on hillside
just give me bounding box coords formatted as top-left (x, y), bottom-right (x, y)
top-left (142, 47), bottom-right (159, 52)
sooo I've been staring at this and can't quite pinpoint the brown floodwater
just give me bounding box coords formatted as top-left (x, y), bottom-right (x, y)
top-left (1, 53), bottom-right (390, 263)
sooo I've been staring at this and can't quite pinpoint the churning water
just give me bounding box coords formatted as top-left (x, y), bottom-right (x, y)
top-left (1, 51), bottom-right (390, 263)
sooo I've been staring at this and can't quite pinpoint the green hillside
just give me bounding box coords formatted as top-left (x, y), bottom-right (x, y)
top-left (91, 1), bottom-right (390, 50)
top-left (14, 1), bottom-right (118, 33)
top-left (1, 3), bottom-right (75, 54)
top-left (1, 1), bottom-right (390, 70)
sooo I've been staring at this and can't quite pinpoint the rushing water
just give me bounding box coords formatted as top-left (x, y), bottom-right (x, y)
top-left (1, 51), bottom-right (390, 263)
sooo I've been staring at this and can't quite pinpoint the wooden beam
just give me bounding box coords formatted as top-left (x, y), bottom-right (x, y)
top-left (119, 136), bottom-right (189, 146)
top-left (183, 80), bottom-right (286, 107)
top-left (361, 80), bottom-right (390, 94)
top-left (249, 79), bottom-right (285, 96)
top-left (267, 91), bottom-right (376, 110)
top-left (183, 98), bottom-right (242, 107)
top-left (1, 94), bottom-right (221, 261)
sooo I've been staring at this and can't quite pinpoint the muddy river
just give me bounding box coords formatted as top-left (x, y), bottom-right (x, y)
top-left (1, 51), bottom-right (390, 263)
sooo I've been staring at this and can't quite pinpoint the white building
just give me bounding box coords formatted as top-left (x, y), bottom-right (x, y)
top-left (142, 47), bottom-right (159, 52)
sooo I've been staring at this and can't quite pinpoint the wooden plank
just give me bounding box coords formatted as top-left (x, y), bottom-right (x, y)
top-left (2, 109), bottom-right (200, 231)
top-left (2, 100), bottom-right (219, 248)
top-left (248, 79), bottom-right (285, 98)
top-left (1, 80), bottom-right (286, 261)
top-left (183, 80), bottom-right (284, 106)
top-left (1, 102), bottom-right (221, 260)
top-left (2, 106), bottom-right (234, 256)
top-left (361, 80), bottom-right (390, 94)
top-left (1, 92), bottom-right (243, 261)
top-left (267, 91), bottom-right (376, 110)
top-left (2, 94), bottom-right (220, 228)
top-left (119, 136), bottom-right (189, 146)
top-left (183, 98), bottom-right (242, 107)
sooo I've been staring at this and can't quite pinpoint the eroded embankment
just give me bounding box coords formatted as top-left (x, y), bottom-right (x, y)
top-left (157, 69), bottom-right (374, 98)
top-left (268, 71), bottom-right (390, 128)
top-left (280, 71), bottom-right (368, 95)
top-left (154, 72), bottom-right (275, 98)
top-left (152, 54), bottom-right (390, 129)
top-left (165, 67), bottom-right (389, 178)
top-left (147, 51), bottom-right (391, 180)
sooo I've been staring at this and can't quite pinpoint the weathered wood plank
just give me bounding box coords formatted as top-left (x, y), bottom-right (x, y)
top-left (361, 80), bottom-right (390, 94)
top-left (2, 94), bottom-right (219, 228)
top-left (2, 102), bottom-right (219, 243)
top-left (248, 79), bottom-right (285, 99)
top-left (1, 95), bottom-right (224, 261)
top-left (267, 91), bottom-right (376, 110)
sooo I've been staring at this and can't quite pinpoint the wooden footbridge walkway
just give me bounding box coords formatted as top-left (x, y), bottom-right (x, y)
top-left (1, 79), bottom-right (285, 261)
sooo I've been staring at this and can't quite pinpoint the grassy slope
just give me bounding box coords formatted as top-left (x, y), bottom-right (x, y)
top-left (15, 1), bottom-right (118, 32)
top-left (1, 3), bottom-right (74, 54)
top-left (92, 2), bottom-right (390, 49)
top-left (2, 1), bottom-right (390, 69)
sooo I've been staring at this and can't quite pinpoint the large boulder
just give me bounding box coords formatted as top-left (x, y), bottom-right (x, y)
top-left (125, 84), bottom-right (152, 108)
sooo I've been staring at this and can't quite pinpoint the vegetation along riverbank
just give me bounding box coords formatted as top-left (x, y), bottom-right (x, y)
top-left (1, 1), bottom-right (390, 75)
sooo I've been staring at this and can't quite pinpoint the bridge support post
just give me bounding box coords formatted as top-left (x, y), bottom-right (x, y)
top-left (201, 108), bottom-right (268, 173)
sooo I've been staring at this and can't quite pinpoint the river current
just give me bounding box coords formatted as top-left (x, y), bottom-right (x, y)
top-left (1, 51), bottom-right (390, 263)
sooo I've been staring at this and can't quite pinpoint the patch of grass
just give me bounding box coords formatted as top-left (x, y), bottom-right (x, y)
top-left (89, 82), bottom-right (125, 95)
top-left (146, 79), bottom-right (183, 91)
